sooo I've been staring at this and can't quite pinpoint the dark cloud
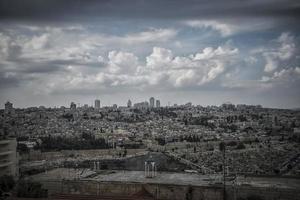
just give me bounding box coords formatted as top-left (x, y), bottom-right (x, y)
top-left (6, 44), bottom-right (22, 61)
top-left (0, 0), bottom-right (299, 22)
top-left (0, 72), bottom-right (20, 88)
top-left (0, 69), bottom-right (36, 88)
top-left (19, 61), bottom-right (64, 74)
top-left (2, 58), bottom-right (104, 75)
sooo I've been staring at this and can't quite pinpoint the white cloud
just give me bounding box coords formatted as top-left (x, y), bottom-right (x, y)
top-left (194, 46), bottom-right (238, 60)
top-left (122, 28), bottom-right (177, 43)
top-left (277, 32), bottom-right (296, 60)
top-left (184, 19), bottom-right (274, 37)
top-left (1, 26), bottom-right (177, 69)
top-left (185, 20), bottom-right (234, 37)
top-left (260, 67), bottom-right (300, 86)
top-left (83, 28), bottom-right (177, 48)
top-left (264, 57), bottom-right (278, 72)
top-left (107, 51), bottom-right (138, 74)
top-left (141, 45), bottom-right (238, 88)
top-left (173, 69), bottom-right (197, 87)
top-left (202, 61), bottom-right (225, 84)
top-left (0, 33), bottom-right (10, 59)
top-left (295, 67), bottom-right (300, 75)
top-left (32, 44), bottom-right (239, 94)
top-left (24, 33), bottom-right (50, 50)
top-left (146, 47), bottom-right (173, 69)
top-left (262, 32), bottom-right (296, 72)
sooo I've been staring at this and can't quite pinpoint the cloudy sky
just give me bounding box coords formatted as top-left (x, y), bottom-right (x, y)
top-left (0, 0), bottom-right (300, 108)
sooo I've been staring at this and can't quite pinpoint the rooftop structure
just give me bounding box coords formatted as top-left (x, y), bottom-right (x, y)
top-left (127, 99), bottom-right (132, 108)
top-left (70, 102), bottom-right (76, 110)
top-left (4, 101), bottom-right (14, 115)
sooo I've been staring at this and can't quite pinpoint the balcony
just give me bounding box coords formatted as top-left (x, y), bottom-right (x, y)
top-left (0, 151), bottom-right (13, 156)
top-left (0, 160), bottom-right (12, 168)
top-left (0, 140), bottom-right (12, 145)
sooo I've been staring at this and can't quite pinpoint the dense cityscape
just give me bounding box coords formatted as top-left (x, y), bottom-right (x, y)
top-left (1, 98), bottom-right (300, 199)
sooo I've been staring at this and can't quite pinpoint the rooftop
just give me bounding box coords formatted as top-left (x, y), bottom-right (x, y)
top-left (29, 168), bottom-right (300, 190)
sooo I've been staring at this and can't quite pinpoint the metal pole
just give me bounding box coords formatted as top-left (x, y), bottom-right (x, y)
top-left (223, 145), bottom-right (226, 200)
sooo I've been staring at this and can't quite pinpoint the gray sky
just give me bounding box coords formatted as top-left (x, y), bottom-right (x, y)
top-left (0, 0), bottom-right (300, 108)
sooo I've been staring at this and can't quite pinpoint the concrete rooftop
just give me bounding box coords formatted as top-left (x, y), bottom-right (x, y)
top-left (29, 168), bottom-right (300, 190)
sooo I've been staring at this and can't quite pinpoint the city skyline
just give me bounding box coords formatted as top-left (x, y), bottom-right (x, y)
top-left (1, 1), bottom-right (300, 199)
top-left (1, 0), bottom-right (300, 109)
top-left (0, 98), bottom-right (278, 110)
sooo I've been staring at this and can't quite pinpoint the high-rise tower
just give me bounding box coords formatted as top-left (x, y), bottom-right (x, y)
top-left (149, 97), bottom-right (155, 108)
top-left (156, 100), bottom-right (160, 108)
top-left (95, 99), bottom-right (101, 109)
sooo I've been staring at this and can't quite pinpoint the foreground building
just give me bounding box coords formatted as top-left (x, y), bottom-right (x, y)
top-left (29, 167), bottom-right (300, 200)
top-left (0, 137), bottom-right (18, 178)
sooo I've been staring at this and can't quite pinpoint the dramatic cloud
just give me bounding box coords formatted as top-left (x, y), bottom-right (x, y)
top-left (0, 0), bottom-right (300, 108)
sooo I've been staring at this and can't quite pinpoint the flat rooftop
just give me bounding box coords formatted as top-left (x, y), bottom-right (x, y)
top-left (29, 168), bottom-right (300, 190)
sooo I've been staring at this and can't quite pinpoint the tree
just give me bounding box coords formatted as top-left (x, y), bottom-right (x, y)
top-left (236, 142), bottom-right (246, 150)
top-left (123, 148), bottom-right (127, 157)
top-left (0, 175), bottom-right (15, 196)
top-left (17, 143), bottom-right (29, 154)
top-left (17, 180), bottom-right (47, 198)
top-left (219, 142), bottom-right (226, 151)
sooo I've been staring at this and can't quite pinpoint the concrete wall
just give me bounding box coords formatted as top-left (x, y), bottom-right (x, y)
top-left (0, 138), bottom-right (18, 178)
top-left (39, 179), bottom-right (300, 200)
top-left (227, 185), bottom-right (300, 200)
top-left (40, 180), bottom-right (223, 200)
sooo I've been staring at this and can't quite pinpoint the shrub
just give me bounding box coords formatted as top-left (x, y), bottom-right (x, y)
top-left (236, 142), bottom-right (246, 150)
top-left (0, 175), bottom-right (15, 195)
top-left (16, 180), bottom-right (47, 198)
top-left (247, 195), bottom-right (264, 200)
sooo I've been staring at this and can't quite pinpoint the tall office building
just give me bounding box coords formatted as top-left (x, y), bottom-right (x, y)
top-left (156, 100), bottom-right (160, 108)
top-left (95, 99), bottom-right (101, 109)
top-left (127, 99), bottom-right (132, 108)
top-left (149, 97), bottom-right (155, 108)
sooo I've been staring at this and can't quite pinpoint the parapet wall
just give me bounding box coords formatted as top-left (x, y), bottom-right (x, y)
top-left (42, 180), bottom-right (223, 200)
top-left (39, 179), bottom-right (300, 200)
top-left (226, 185), bottom-right (300, 200)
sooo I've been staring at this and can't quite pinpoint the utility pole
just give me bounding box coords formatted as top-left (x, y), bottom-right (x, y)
top-left (219, 142), bottom-right (226, 200)
top-left (223, 144), bottom-right (226, 200)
